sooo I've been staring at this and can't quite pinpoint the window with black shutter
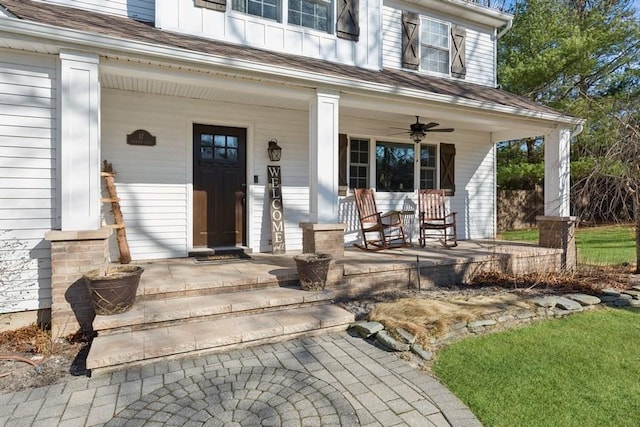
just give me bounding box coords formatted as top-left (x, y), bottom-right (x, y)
top-left (401, 12), bottom-right (467, 79)
top-left (440, 143), bottom-right (456, 196)
top-left (195, 0), bottom-right (227, 12)
top-left (336, 0), bottom-right (359, 40)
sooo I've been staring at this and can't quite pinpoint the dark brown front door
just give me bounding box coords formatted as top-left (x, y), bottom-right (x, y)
top-left (193, 124), bottom-right (246, 247)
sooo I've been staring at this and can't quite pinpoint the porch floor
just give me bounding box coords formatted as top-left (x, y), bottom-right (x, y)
top-left (133, 239), bottom-right (559, 297)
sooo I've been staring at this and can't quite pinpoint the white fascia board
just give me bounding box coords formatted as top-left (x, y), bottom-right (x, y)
top-left (0, 16), bottom-right (581, 127)
top-left (397, 0), bottom-right (512, 28)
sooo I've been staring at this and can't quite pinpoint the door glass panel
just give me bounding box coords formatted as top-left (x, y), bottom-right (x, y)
top-left (201, 147), bottom-right (213, 160)
top-left (214, 135), bottom-right (226, 147)
top-left (201, 134), bottom-right (213, 146)
top-left (227, 148), bottom-right (238, 160)
top-left (227, 136), bottom-right (238, 148)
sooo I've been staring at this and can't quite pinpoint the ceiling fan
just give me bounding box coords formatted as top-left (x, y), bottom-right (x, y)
top-left (389, 116), bottom-right (454, 143)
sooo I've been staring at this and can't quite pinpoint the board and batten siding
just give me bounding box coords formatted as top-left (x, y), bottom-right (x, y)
top-left (0, 51), bottom-right (56, 313)
top-left (101, 89), bottom-right (311, 259)
top-left (382, 4), bottom-right (496, 87)
top-left (43, 0), bottom-right (155, 22)
top-left (155, 0), bottom-right (381, 70)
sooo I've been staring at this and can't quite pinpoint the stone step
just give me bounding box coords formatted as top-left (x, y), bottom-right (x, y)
top-left (135, 262), bottom-right (298, 301)
top-left (86, 304), bottom-right (355, 370)
top-left (93, 287), bottom-right (335, 334)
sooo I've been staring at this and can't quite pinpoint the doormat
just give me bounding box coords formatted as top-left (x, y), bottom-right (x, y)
top-left (193, 251), bottom-right (251, 264)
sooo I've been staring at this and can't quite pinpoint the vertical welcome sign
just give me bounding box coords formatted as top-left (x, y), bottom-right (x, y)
top-left (268, 166), bottom-right (286, 254)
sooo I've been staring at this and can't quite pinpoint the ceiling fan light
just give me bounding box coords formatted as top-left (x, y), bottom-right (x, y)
top-left (411, 132), bottom-right (425, 143)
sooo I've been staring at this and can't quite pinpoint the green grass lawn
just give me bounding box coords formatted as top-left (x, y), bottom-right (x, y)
top-left (433, 308), bottom-right (640, 427)
top-left (499, 224), bottom-right (636, 266)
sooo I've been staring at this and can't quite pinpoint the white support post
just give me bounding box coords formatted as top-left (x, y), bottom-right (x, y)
top-left (544, 127), bottom-right (571, 217)
top-left (58, 51), bottom-right (101, 231)
top-left (308, 90), bottom-right (340, 223)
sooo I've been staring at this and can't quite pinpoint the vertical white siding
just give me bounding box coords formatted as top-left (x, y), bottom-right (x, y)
top-left (156, 0), bottom-right (380, 70)
top-left (0, 51), bottom-right (56, 313)
top-left (101, 89), bottom-right (312, 259)
top-left (43, 0), bottom-right (155, 22)
top-left (382, 4), bottom-right (496, 87)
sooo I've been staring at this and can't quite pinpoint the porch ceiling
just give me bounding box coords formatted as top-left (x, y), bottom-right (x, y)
top-left (99, 65), bottom-right (556, 141)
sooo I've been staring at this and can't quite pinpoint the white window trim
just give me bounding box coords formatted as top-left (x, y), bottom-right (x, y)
top-left (419, 16), bottom-right (451, 77)
top-left (418, 143), bottom-right (439, 189)
top-left (287, 0), bottom-right (334, 34)
top-left (348, 137), bottom-right (370, 189)
top-left (227, 0), bottom-right (336, 35)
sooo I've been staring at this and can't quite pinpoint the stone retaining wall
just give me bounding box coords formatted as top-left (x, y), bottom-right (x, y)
top-left (348, 288), bottom-right (640, 362)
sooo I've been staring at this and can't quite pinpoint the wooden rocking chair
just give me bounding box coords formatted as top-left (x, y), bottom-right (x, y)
top-left (418, 189), bottom-right (457, 247)
top-left (353, 188), bottom-right (408, 251)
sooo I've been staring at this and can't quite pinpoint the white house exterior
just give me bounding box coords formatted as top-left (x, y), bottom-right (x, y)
top-left (0, 0), bottom-right (582, 327)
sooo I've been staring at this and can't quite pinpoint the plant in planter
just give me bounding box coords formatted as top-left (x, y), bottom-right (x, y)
top-left (83, 264), bottom-right (144, 315)
top-left (293, 253), bottom-right (332, 290)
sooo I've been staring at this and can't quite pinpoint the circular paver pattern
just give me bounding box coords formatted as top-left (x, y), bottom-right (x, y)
top-left (106, 366), bottom-right (359, 426)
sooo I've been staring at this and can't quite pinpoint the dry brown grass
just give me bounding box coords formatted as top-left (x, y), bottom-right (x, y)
top-left (368, 266), bottom-right (636, 347)
top-left (0, 324), bottom-right (53, 355)
top-left (369, 294), bottom-right (531, 343)
top-left (471, 268), bottom-right (630, 294)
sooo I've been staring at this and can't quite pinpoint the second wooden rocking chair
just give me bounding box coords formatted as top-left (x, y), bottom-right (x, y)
top-left (418, 189), bottom-right (457, 247)
top-left (353, 188), bottom-right (408, 251)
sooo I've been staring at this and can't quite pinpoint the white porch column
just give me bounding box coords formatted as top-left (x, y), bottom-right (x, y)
top-left (308, 90), bottom-right (340, 223)
top-left (58, 51), bottom-right (101, 231)
top-left (544, 127), bottom-right (571, 217)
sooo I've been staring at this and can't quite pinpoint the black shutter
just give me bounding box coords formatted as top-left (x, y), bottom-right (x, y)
top-left (450, 25), bottom-right (466, 78)
top-left (336, 0), bottom-right (360, 41)
top-left (440, 143), bottom-right (456, 196)
top-left (194, 0), bottom-right (226, 12)
top-left (402, 11), bottom-right (420, 70)
top-left (339, 134), bottom-right (348, 187)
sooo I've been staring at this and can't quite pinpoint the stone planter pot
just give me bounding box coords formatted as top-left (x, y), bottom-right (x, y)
top-left (293, 253), bottom-right (332, 291)
top-left (83, 266), bottom-right (144, 315)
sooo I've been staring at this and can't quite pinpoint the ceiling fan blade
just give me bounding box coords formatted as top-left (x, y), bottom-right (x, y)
top-left (386, 131), bottom-right (410, 136)
top-left (423, 122), bottom-right (441, 130)
top-left (426, 128), bottom-right (455, 133)
top-left (388, 126), bottom-right (410, 130)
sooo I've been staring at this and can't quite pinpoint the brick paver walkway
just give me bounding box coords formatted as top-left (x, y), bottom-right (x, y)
top-left (0, 333), bottom-right (481, 426)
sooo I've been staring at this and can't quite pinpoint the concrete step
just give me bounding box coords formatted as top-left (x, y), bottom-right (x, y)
top-left (135, 261), bottom-right (298, 301)
top-left (93, 287), bottom-right (335, 334)
top-left (86, 304), bottom-right (355, 370)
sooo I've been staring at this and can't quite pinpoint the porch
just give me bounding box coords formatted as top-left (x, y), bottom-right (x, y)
top-left (138, 240), bottom-right (561, 299)
top-left (85, 240), bottom-right (561, 371)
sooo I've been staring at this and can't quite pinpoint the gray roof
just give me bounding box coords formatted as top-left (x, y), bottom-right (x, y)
top-left (0, 0), bottom-right (567, 118)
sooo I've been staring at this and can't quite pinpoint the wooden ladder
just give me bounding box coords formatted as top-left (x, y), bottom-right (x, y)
top-left (101, 160), bottom-right (131, 264)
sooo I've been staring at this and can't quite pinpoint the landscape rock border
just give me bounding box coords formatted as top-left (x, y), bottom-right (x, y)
top-left (347, 285), bottom-right (640, 363)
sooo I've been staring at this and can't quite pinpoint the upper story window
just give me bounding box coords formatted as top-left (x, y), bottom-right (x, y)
top-left (232, 0), bottom-right (279, 20)
top-left (197, 0), bottom-right (360, 40)
top-left (402, 11), bottom-right (466, 79)
top-left (420, 18), bottom-right (449, 75)
top-left (289, 0), bottom-right (330, 32)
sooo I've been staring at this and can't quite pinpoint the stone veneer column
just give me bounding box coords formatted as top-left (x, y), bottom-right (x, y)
top-left (536, 216), bottom-right (577, 272)
top-left (299, 223), bottom-right (346, 259)
top-left (45, 228), bottom-right (112, 338)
